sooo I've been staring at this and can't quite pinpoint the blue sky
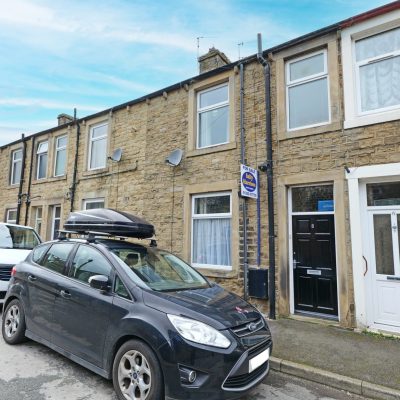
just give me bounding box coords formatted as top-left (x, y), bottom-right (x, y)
top-left (0, 0), bottom-right (390, 146)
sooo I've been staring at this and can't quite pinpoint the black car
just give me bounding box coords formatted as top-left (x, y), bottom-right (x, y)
top-left (1, 209), bottom-right (272, 400)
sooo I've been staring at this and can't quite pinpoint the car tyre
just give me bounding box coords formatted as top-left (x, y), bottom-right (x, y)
top-left (113, 339), bottom-right (164, 400)
top-left (2, 299), bottom-right (27, 344)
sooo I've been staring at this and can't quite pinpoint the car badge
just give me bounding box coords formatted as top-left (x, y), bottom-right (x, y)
top-left (247, 322), bottom-right (258, 331)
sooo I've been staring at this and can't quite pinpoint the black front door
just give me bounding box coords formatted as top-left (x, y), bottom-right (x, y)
top-left (292, 215), bottom-right (338, 316)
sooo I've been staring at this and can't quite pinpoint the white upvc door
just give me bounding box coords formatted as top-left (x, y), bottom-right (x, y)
top-left (369, 209), bottom-right (400, 329)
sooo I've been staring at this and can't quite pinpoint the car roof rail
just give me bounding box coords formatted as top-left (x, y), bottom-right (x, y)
top-left (57, 229), bottom-right (155, 245)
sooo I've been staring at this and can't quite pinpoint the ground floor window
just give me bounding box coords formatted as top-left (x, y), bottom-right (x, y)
top-left (6, 209), bottom-right (17, 224)
top-left (83, 198), bottom-right (105, 210)
top-left (191, 192), bottom-right (232, 270)
top-left (34, 207), bottom-right (43, 237)
top-left (51, 205), bottom-right (61, 240)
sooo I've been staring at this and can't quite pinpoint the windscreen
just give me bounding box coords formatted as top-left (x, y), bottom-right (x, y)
top-left (109, 244), bottom-right (209, 292)
top-left (0, 224), bottom-right (41, 250)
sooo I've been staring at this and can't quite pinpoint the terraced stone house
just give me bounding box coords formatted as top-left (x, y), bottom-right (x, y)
top-left (1, 2), bottom-right (399, 335)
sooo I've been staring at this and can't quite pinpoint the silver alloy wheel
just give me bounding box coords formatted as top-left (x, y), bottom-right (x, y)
top-left (4, 305), bottom-right (20, 338)
top-left (118, 350), bottom-right (152, 400)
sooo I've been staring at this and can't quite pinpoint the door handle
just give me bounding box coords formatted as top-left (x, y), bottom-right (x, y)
top-left (293, 260), bottom-right (301, 269)
top-left (28, 275), bottom-right (37, 282)
top-left (60, 289), bottom-right (72, 299)
top-left (387, 276), bottom-right (400, 281)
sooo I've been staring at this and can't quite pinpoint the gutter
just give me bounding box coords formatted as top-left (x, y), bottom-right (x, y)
top-left (340, 1), bottom-right (400, 28)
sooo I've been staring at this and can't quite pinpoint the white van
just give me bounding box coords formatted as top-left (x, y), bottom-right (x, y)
top-left (0, 223), bottom-right (41, 304)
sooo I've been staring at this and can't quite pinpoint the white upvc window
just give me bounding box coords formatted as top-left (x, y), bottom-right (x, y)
top-left (354, 27), bottom-right (400, 115)
top-left (36, 141), bottom-right (48, 180)
top-left (34, 207), bottom-right (43, 237)
top-left (6, 209), bottom-right (17, 224)
top-left (88, 122), bottom-right (108, 170)
top-left (10, 148), bottom-right (23, 185)
top-left (83, 198), bottom-right (105, 210)
top-left (342, 10), bottom-right (400, 128)
top-left (286, 49), bottom-right (330, 131)
top-left (191, 192), bottom-right (232, 270)
top-left (197, 83), bottom-right (229, 149)
top-left (54, 135), bottom-right (67, 177)
top-left (51, 205), bottom-right (61, 240)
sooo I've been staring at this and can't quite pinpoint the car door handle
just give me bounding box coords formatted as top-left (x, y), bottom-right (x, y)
top-left (60, 290), bottom-right (72, 299)
top-left (28, 275), bottom-right (37, 282)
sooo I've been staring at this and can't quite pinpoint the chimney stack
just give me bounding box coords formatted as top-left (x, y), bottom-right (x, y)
top-left (57, 113), bottom-right (74, 126)
top-left (198, 47), bottom-right (231, 74)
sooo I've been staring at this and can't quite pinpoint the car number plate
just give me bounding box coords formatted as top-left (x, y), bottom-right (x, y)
top-left (249, 348), bottom-right (270, 373)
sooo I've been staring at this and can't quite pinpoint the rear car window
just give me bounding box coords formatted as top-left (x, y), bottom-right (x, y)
top-left (0, 224), bottom-right (40, 250)
top-left (70, 245), bottom-right (112, 284)
top-left (32, 244), bottom-right (51, 264)
top-left (41, 243), bottom-right (75, 274)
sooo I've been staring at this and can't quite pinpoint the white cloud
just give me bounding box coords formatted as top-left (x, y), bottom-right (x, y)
top-left (0, 98), bottom-right (104, 112)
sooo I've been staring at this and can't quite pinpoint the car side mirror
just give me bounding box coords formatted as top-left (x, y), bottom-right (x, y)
top-left (89, 275), bottom-right (110, 292)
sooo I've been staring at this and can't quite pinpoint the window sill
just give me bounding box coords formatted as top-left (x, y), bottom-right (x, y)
top-left (195, 265), bottom-right (237, 279)
top-left (278, 121), bottom-right (341, 141)
top-left (344, 110), bottom-right (400, 129)
top-left (32, 175), bottom-right (68, 185)
top-left (82, 167), bottom-right (110, 177)
top-left (187, 141), bottom-right (237, 158)
top-left (6, 184), bottom-right (20, 190)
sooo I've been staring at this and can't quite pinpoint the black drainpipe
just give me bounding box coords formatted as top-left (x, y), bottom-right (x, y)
top-left (24, 135), bottom-right (36, 226)
top-left (16, 134), bottom-right (26, 225)
top-left (239, 63), bottom-right (248, 301)
top-left (70, 108), bottom-right (80, 212)
top-left (257, 33), bottom-right (276, 320)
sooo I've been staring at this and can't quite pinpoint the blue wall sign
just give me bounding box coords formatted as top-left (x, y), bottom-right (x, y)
top-left (317, 200), bottom-right (334, 212)
top-left (241, 164), bottom-right (258, 199)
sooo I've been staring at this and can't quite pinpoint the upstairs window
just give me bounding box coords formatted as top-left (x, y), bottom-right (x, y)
top-left (10, 149), bottom-right (22, 185)
top-left (355, 27), bottom-right (400, 114)
top-left (36, 141), bottom-right (48, 180)
top-left (54, 135), bottom-right (67, 177)
top-left (197, 83), bottom-right (229, 148)
top-left (88, 122), bottom-right (108, 170)
top-left (286, 50), bottom-right (330, 130)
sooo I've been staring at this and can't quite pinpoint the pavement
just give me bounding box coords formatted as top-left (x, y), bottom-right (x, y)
top-left (0, 333), bottom-right (366, 400)
top-left (268, 317), bottom-right (400, 400)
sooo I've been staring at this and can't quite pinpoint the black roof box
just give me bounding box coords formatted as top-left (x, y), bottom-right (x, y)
top-left (64, 209), bottom-right (155, 239)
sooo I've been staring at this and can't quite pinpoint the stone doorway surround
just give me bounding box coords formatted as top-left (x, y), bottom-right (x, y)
top-left (277, 170), bottom-right (351, 327)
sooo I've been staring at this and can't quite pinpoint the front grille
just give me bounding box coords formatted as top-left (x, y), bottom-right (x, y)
top-left (223, 361), bottom-right (269, 390)
top-left (248, 338), bottom-right (271, 358)
top-left (0, 265), bottom-right (13, 281)
top-left (231, 318), bottom-right (264, 337)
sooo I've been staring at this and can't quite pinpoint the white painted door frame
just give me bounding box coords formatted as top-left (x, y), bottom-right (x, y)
top-left (346, 162), bottom-right (400, 332)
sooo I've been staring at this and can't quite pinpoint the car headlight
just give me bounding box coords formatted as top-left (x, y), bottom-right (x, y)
top-left (167, 314), bottom-right (231, 349)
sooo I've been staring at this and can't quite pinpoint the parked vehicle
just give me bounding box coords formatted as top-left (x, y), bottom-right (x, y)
top-left (0, 223), bottom-right (41, 305)
top-left (1, 209), bottom-right (272, 400)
